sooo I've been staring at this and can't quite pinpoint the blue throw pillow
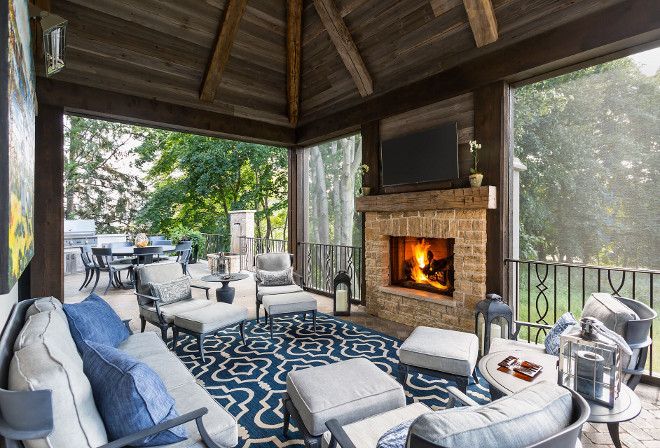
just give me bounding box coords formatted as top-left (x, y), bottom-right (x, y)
top-left (81, 341), bottom-right (188, 446)
top-left (545, 312), bottom-right (579, 356)
top-left (377, 418), bottom-right (414, 448)
top-left (63, 293), bottom-right (129, 352)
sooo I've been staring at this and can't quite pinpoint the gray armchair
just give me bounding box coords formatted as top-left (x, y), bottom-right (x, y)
top-left (134, 262), bottom-right (211, 340)
top-left (325, 381), bottom-right (590, 448)
top-left (254, 252), bottom-right (304, 322)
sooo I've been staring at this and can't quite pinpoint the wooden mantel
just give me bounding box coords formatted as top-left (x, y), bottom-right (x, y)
top-left (355, 186), bottom-right (496, 212)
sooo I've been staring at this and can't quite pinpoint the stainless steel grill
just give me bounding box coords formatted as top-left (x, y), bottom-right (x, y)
top-left (64, 220), bottom-right (98, 275)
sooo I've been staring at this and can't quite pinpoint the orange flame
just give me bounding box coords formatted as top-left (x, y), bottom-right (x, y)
top-left (410, 239), bottom-right (447, 290)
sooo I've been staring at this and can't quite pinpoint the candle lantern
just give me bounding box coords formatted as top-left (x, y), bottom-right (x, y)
top-left (208, 253), bottom-right (229, 276)
top-left (558, 317), bottom-right (621, 408)
top-left (333, 271), bottom-right (352, 316)
top-left (474, 294), bottom-right (514, 356)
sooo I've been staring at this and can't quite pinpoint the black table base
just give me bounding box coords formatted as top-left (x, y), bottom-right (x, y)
top-left (215, 282), bottom-right (236, 304)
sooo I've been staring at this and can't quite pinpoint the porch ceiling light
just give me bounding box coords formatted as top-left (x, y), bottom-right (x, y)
top-left (28, 4), bottom-right (68, 76)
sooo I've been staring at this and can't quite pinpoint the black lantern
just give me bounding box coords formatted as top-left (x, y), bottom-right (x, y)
top-left (475, 293), bottom-right (514, 356)
top-left (333, 271), bottom-right (352, 316)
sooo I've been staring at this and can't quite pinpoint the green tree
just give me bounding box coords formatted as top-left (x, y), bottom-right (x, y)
top-left (63, 116), bottom-right (149, 233)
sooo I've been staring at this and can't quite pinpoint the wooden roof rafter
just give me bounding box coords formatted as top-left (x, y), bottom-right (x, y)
top-left (313, 0), bottom-right (373, 97)
top-left (200, 0), bottom-right (249, 103)
top-left (287, 0), bottom-right (303, 126)
top-left (463, 0), bottom-right (498, 48)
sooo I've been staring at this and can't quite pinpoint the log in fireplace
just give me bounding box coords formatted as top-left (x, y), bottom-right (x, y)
top-left (390, 236), bottom-right (454, 296)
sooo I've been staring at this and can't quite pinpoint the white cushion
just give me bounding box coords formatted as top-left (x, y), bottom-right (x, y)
top-left (582, 293), bottom-right (638, 336)
top-left (262, 292), bottom-right (317, 315)
top-left (140, 298), bottom-right (213, 324)
top-left (399, 327), bottom-right (478, 377)
top-left (257, 284), bottom-right (303, 298)
top-left (14, 311), bottom-right (79, 359)
top-left (174, 303), bottom-right (248, 333)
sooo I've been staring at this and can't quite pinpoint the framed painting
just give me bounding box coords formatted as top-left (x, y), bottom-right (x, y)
top-left (0, 0), bottom-right (35, 294)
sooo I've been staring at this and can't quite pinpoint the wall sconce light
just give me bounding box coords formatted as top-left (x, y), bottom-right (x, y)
top-left (28, 4), bottom-right (67, 76)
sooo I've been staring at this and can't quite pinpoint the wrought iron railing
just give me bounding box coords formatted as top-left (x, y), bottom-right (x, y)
top-left (239, 236), bottom-right (288, 271)
top-left (505, 258), bottom-right (659, 379)
top-left (298, 242), bottom-right (363, 304)
top-left (199, 233), bottom-right (231, 259)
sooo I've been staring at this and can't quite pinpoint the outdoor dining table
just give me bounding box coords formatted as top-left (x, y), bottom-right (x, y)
top-left (110, 245), bottom-right (176, 256)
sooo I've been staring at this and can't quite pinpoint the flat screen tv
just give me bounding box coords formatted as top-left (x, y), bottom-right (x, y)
top-left (381, 123), bottom-right (458, 187)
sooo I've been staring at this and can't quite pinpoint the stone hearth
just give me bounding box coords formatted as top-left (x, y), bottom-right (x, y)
top-left (359, 187), bottom-right (495, 333)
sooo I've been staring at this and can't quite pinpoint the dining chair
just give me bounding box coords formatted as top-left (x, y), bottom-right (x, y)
top-left (174, 241), bottom-right (193, 276)
top-left (78, 245), bottom-right (98, 291)
top-left (133, 246), bottom-right (163, 266)
top-left (150, 239), bottom-right (172, 261)
top-left (91, 247), bottom-right (134, 295)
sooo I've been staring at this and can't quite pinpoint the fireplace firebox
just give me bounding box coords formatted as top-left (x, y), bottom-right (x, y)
top-left (390, 237), bottom-right (454, 296)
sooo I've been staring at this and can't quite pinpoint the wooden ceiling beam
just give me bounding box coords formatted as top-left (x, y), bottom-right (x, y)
top-left (463, 0), bottom-right (498, 48)
top-left (37, 79), bottom-right (296, 146)
top-left (287, 0), bottom-right (303, 126)
top-left (200, 0), bottom-right (249, 103)
top-left (313, 0), bottom-right (373, 97)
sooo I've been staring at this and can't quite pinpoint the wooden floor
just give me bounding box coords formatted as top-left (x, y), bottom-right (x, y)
top-left (64, 262), bottom-right (660, 448)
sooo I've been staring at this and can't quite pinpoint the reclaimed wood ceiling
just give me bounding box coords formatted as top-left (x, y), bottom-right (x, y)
top-left (47, 0), bottom-right (624, 128)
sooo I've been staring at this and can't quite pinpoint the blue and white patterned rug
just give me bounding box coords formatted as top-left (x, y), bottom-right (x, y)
top-left (170, 313), bottom-right (491, 447)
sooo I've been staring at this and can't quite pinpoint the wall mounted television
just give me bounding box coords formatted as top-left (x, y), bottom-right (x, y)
top-left (380, 123), bottom-right (458, 187)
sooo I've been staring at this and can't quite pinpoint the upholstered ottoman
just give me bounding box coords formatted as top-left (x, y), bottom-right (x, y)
top-left (172, 302), bottom-right (248, 362)
top-left (282, 358), bottom-right (406, 448)
top-left (398, 326), bottom-right (479, 392)
top-left (261, 291), bottom-right (317, 338)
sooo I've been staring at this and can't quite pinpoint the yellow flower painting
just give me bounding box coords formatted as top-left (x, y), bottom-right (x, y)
top-left (3, 0), bottom-right (35, 293)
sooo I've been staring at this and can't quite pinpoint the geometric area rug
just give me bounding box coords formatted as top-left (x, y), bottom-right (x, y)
top-left (170, 313), bottom-right (491, 447)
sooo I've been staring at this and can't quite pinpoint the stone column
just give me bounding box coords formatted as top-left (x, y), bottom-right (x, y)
top-left (229, 210), bottom-right (255, 255)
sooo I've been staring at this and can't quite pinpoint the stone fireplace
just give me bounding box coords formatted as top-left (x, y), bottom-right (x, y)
top-left (357, 187), bottom-right (496, 333)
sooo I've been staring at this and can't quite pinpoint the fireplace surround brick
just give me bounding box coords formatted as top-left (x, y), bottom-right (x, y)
top-left (364, 209), bottom-right (487, 332)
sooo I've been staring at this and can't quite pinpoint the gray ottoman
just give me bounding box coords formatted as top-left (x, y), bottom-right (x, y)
top-left (398, 326), bottom-right (479, 392)
top-left (262, 292), bottom-right (317, 338)
top-left (282, 358), bottom-right (406, 447)
top-left (172, 302), bottom-right (248, 362)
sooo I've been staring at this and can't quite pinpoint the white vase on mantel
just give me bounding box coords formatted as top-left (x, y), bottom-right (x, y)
top-left (469, 173), bottom-right (483, 188)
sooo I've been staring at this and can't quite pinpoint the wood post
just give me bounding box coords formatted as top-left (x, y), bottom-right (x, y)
top-left (31, 104), bottom-right (64, 301)
top-left (474, 82), bottom-right (511, 298)
top-left (287, 147), bottom-right (298, 265)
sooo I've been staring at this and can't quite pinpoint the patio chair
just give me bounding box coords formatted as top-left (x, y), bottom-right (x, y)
top-left (324, 381), bottom-right (590, 448)
top-left (134, 262), bottom-right (212, 340)
top-left (150, 239), bottom-right (173, 261)
top-left (254, 252), bottom-right (304, 322)
top-left (107, 241), bottom-right (133, 264)
top-left (78, 244), bottom-right (98, 291)
top-left (133, 246), bottom-right (163, 265)
top-left (91, 247), bottom-right (134, 295)
top-left (174, 241), bottom-right (193, 276)
top-left (148, 235), bottom-right (165, 243)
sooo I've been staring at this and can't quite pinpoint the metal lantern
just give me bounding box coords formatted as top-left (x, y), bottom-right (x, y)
top-left (558, 317), bottom-right (621, 408)
top-left (208, 253), bottom-right (229, 276)
top-left (28, 4), bottom-right (68, 76)
top-left (333, 271), bottom-right (352, 316)
top-left (475, 294), bottom-right (514, 356)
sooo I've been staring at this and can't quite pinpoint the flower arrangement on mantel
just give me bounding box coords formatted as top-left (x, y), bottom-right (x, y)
top-left (359, 164), bottom-right (372, 195)
top-left (469, 140), bottom-right (483, 188)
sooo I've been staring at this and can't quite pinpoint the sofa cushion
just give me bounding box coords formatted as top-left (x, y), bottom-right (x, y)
top-left (545, 312), bottom-right (579, 356)
top-left (321, 403), bottom-right (430, 448)
top-left (257, 284), bottom-right (303, 299)
top-left (136, 263), bottom-right (188, 299)
top-left (262, 292), bottom-right (317, 316)
top-left (165, 382), bottom-right (238, 448)
top-left (150, 276), bottom-right (193, 305)
top-left (409, 381), bottom-right (573, 448)
top-left (14, 311), bottom-right (80, 360)
top-left (255, 252), bottom-right (292, 274)
top-left (398, 327), bottom-right (479, 377)
top-left (141, 299), bottom-right (213, 325)
top-left (116, 331), bottom-right (170, 360)
top-left (258, 267), bottom-right (294, 286)
top-left (287, 358), bottom-right (406, 436)
top-left (582, 293), bottom-right (638, 336)
top-left (174, 303), bottom-right (248, 334)
top-left (63, 293), bottom-right (130, 352)
top-left (25, 297), bottom-right (69, 329)
top-left (82, 341), bottom-right (188, 446)
top-left (9, 341), bottom-right (108, 448)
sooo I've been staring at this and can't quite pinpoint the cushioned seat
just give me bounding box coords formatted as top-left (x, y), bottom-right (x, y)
top-left (399, 326), bottom-right (478, 377)
top-left (116, 331), bottom-right (169, 359)
top-left (257, 284), bottom-right (303, 298)
top-left (261, 292), bottom-right (318, 338)
top-left (284, 358), bottom-right (406, 440)
top-left (174, 303), bottom-right (249, 334)
top-left (321, 402), bottom-right (430, 448)
top-left (172, 303), bottom-right (249, 362)
top-left (167, 382), bottom-right (238, 448)
top-left (140, 298), bottom-right (213, 324)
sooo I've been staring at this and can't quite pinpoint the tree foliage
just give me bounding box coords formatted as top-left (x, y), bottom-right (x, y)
top-left (134, 132), bottom-right (288, 237)
top-left (63, 116), bottom-right (149, 233)
top-left (514, 57), bottom-right (659, 269)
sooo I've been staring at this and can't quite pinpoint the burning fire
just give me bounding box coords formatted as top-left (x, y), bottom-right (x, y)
top-left (410, 239), bottom-right (446, 290)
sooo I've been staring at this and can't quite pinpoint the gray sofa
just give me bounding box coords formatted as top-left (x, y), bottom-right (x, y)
top-left (0, 297), bottom-right (238, 448)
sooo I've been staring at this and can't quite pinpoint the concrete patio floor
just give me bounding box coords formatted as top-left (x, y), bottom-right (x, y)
top-left (64, 261), bottom-right (660, 448)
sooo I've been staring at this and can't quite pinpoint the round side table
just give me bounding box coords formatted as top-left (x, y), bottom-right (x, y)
top-left (201, 273), bottom-right (249, 304)
top-left (586, 384), bottom-right (641, 448)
